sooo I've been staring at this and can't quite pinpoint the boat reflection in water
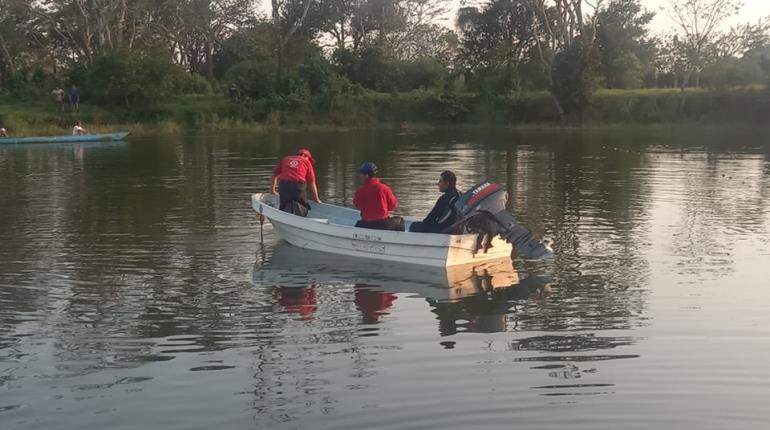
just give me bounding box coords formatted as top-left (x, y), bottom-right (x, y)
top-left (430, 273), bottom-right (552, 336)
top-left (255, 243), bottom-right (551, 333)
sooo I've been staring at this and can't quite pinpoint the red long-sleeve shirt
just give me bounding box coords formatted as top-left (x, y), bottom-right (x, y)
top-left (353, 178), bottom-right (398, 222)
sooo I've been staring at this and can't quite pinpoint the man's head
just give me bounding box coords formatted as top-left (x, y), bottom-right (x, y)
top-left (438, 170), bottom-right (456, 192)
top-left (357, 162), bottom-right (378, 182)
top-left (75, 121), bottom-right (82, 127)
top-left (296, 148), bottom-right (315, 164)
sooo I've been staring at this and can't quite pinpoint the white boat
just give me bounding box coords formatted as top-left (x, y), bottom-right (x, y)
top-left (252, 193), bottom-right (514, 267)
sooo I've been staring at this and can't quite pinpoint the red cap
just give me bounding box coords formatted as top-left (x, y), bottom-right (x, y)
top-left (297, 148), bottom-right (315, 164)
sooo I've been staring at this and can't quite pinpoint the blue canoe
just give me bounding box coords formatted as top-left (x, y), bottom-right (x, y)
top-left (0, 132), bottom-right (129, 145)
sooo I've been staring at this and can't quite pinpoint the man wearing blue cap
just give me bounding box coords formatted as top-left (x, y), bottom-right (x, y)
top-left (353, 162), bottom-right (404, 231)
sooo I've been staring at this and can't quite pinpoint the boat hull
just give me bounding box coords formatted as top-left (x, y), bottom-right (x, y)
top-left (0, 132), bottom-right (129, 145)
top-left (252, 193), bottom-right (513, 267)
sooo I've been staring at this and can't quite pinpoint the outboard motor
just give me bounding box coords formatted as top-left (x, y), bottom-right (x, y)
top-left (454, 181), bottom-right (553, 260)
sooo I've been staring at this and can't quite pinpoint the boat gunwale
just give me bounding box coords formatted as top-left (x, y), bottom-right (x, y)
top-left (0, 132), bottom-right (130, 145)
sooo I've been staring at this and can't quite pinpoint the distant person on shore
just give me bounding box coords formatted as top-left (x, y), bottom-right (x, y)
top-left (0, 127), bottom-right (8, 138)
top-left (228, 83), bottom-right (241, 102)
top-left (409, 170), bottom-right (462, 234)
top-left (72, 121), bottom-right (87, 136)
top-left (271, 148), bottom-right (321, 216)
top-left (353, 162), bottom-right (404, 231)
top-left (68, 85), bottom-right (80, 111)
top-left (52, 88), bottom-right (65, 111)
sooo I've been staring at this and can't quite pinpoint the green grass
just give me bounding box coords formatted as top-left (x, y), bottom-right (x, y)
top-left (3, 88), bottom-right (770, 136)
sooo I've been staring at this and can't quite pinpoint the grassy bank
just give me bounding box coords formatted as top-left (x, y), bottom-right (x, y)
top-left (2, 88), bottom-right (770, 136)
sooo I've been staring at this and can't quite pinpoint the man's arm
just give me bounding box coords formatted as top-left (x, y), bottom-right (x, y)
top-left (422, 196), bottom-right (444, 224)
top-left (309, 181), bottom-right (321, 203)
top-left (271, 161), bottom-right (282, 194)
top-left (387, 188), bottom-right (398, 211)
top-left (306, 164), bottom-right (320, 202)
top-left (271, 175), bottom-right (278, 194)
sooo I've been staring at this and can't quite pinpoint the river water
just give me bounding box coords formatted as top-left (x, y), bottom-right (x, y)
top-left (1, 128), bottom-right (770, 429)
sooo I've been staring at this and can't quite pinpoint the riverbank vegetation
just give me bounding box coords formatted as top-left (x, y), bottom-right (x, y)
top-left (2, 0), bottom-right (770, 133)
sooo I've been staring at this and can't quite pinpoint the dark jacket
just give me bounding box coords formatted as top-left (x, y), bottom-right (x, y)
top-left (419, 188), bottom-right (461, 233)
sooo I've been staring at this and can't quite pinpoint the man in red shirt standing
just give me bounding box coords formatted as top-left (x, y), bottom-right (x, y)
top-left (353, 162), bottom-right (404, 231)
top-left (271, 148), bottom-right (320, 216)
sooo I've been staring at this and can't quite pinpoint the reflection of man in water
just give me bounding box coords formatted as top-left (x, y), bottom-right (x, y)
top-left (354, 285), bottom-right (397, 324)
top-left (273, 286), bottom-right (317, 320)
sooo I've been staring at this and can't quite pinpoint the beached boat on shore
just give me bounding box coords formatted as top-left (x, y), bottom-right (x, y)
top-left (252, 193), bottom-right (515, 267)
top-left (0, 132), bottom-right (129, 145)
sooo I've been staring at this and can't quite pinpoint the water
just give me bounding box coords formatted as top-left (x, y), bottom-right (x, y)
top-left (1, 128), bottom-right (770, 429)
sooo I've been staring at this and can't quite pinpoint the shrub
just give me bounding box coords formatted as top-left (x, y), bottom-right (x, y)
top-left (224, 60), bottom-right (276, 99)
top-left (73, 49), bottom-right (199, 110)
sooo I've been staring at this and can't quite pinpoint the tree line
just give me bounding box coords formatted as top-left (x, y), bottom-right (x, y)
top-left (1, 0), bottom-right (769, 121)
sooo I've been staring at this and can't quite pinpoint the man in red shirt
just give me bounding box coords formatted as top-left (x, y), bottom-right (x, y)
top-left (353, 162), bottom-right (404, 231)
top-left (271, 148), bottom-right (320, 216)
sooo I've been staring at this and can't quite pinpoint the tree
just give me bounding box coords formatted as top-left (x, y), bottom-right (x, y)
top-left (213, 19), bottom-right (275, 78)
top-left (0, 0), bottom-right (43, 90)
top-left (271, 0), bottom-right (321, 77)
top-left (526, 0), bottom-right (605, 120)
top-left (712, 20), bottom-right (770, 60)
top-left (665, 0), bottom-right (741, 87)
top-left (595, 0), bottom-right (656, 88)
top-left (457, 0), bottom-right (538, 91)
top-left (73, 49), bottom-right (205, 109)
top-left (38, 0), bottom-right (158, 64)
top-left (384, 0), bottom-right (454, 60)
top-left (655, 35), bottom-right (690, 88)
top-left (320, 0), bottom-right (453, 59)
top-left (152, 0), bottom-right (253, 77)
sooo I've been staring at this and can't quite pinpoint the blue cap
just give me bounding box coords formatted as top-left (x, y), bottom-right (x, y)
top-left (358, 162), bottom-right (378, 176)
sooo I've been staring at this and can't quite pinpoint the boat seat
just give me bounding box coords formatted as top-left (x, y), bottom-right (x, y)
top-left (308, 218), bottom-right (329, 224)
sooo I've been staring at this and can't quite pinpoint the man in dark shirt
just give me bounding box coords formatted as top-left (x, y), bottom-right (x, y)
top-left (409, 171), bottom-right (462, 234)
top-left (353, 162), bottom-right (404, 231)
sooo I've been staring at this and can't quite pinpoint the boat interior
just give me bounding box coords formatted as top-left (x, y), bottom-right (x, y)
top-left (259, 193), bottom-right (420, 230)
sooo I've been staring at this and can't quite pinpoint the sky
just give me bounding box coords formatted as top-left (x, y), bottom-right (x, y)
top-left (258, 0), bottom-right (770, 34)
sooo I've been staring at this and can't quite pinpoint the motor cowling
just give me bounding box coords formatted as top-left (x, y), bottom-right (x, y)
top-left (454, 181), bottom-right (553, 260)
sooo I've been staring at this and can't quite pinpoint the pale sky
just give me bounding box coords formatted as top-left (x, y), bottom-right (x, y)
top-left (258, 0), bottom-right (770, 34)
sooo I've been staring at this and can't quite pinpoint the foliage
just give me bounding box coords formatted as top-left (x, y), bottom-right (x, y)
top-left (457, 0), bottom-right (535, 78)
top-left (596, 0), bottom-right (656, 89)
top-left (333, 45), bottom-right (446, 92)
top-left (73, 50), bottom-right (209, 111)
top-left (663, 0), bottom-right (769, 86)
top-left (552, 36), bottom-right (602, 121)
top-left (224, 60), bottom-right (278, 99)
top-left (4, 0), bottom-right (770, 128)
